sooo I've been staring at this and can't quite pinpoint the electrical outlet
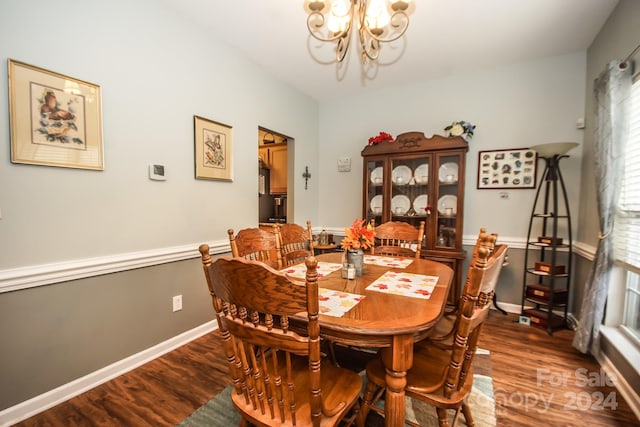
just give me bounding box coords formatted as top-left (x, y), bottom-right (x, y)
top-left (172, 295), bottom-right (183, 312)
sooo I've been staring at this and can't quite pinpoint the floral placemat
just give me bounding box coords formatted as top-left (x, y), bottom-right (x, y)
top-left (280, 262), bottom-right (343, 280)
top-left (319, 288), bottom-right (365, 317)
top-left (363, 255), bottom-right (414, 269)
top-left (366, 271), bottom-right (438, 299)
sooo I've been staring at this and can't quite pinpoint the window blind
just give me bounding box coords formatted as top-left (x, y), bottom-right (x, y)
top-left (615, 79), bottom-right (640, 270)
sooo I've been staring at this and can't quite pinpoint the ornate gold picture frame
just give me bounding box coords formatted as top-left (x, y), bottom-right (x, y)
top-left (8, 59), bottom-right (104, 170)
top-left (194, 115), bottom-right (233, 181)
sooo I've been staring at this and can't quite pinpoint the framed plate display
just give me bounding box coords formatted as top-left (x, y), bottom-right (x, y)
top-left (477, 148), bottom-right (537, 189)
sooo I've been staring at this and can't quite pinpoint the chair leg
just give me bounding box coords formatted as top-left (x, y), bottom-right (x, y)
top-left (360, 381), bottom-right (375, 421)
top-left (353, 401), bottom-right (366, 427)
top-left (461, 401), bottom-right (475, 427)
top-left (360, 380), bottom-right (384, 422)
top-left (435, 407), bottom-right (451, 427)
top-left (327, 341), bottom-right (338, 366)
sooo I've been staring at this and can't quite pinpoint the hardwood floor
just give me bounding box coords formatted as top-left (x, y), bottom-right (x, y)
top-left (12, 313), bottom-right (639, 426)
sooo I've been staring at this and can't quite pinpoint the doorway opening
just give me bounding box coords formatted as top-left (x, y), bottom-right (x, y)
top-left (258, 127), bottom-right (292, 225)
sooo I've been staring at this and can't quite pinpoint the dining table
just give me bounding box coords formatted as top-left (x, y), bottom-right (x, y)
top-left (284, 252), bottom-right (453, 427)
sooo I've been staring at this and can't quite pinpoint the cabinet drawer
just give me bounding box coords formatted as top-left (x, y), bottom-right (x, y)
top-left (523, 308), bottom-right (566, 330)
top-left (534, 262), bottom-right (565, 275)
top-left (525, 284), bottom-right (568, 304)
top-left (537, 236), bottom-right (563, 245)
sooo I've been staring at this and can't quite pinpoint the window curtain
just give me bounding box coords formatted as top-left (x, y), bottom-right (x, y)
top-left (573, 60), bottom-right (632, 354)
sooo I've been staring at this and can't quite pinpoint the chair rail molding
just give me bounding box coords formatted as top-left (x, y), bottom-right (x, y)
top-left (573, 240), bottom-right (596, 261)
top-left (1, 237), bottom-right (596, 294)
top-left (0, 240), bottom-right (230, 294)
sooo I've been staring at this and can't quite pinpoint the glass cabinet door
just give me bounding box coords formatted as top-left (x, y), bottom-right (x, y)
top-left (365, 159), bottom-right (385, 223)
top-left (434, 154), bottom-right (461, 249)
top-left (390, 156), bottom-right (430, 230)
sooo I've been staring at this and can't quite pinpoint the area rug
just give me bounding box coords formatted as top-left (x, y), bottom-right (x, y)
top-left (178, 349), bottom-right (496, 427)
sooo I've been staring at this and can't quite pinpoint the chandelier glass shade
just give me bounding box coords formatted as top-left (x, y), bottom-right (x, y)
top-left (306, 0), bottom-right (412, 63)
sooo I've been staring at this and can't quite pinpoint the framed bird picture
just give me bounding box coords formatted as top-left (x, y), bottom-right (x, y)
top-left (8, 59), bottom-right (104, 170)
top-left (193, 115), bottom-right (233, 181)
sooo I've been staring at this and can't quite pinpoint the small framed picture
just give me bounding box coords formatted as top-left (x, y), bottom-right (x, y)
top-left (8, 59), bottom-right (104, 170)
top-left (193, 115), bottom-right (233, 181)
top-left (477, 148), bottom-right (537, 189)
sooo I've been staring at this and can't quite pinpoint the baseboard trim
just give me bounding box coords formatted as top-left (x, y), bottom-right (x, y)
top-left (0, 320), bottom-right (219, 427)
top-left (596, 351), bottom-right (640, 422)
top-left (499, 302), bottom-right (578, 330)
top-left (493, 301), bottom-right (522, 314)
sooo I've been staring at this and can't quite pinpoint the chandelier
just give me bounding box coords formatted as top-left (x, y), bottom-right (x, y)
top-left (306, 0), bottom-right (413, 64)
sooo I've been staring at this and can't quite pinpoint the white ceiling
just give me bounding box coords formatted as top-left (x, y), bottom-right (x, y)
top-left (159, 0), bottom-right (618, 102)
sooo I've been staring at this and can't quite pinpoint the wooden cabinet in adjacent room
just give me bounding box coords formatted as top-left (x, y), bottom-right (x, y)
top-left (268, 144), bottom-right (288, 194)
top-left (259, 143), bottom-right (288, 195)
top-left (361, 132), bottom-right (468, 306)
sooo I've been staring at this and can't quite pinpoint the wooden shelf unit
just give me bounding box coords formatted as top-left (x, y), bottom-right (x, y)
top-left (521, 154), bottom-right (573, 334)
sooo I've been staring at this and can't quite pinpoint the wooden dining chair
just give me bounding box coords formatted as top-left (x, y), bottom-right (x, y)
top-left (278, 220), bottom-right (314, 266)
top-left (371, 220), bottom-right (425, 258)
top-left (227, 225), bottom-right (282, 269)
top-left (428, 238), bottom-right (508, 351)
top-left (432, 227), bottom-right (500, 329)
top-left (361, 234), bottom-right (508, 427)
top-left (198, 246), bottom-right (362, 427)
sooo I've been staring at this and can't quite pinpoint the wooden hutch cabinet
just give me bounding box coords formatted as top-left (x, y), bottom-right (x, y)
top-left (361, 132), bottom-right (468, 305)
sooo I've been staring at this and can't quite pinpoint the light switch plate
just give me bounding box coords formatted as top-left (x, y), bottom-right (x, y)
top-left (149, 164), bottom-right (166, 180)
top-left (337, 157), bottom-right (351, 172)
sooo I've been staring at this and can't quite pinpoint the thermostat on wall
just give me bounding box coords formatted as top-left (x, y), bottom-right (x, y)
top-left (149, 164), bottom-right (166, 181)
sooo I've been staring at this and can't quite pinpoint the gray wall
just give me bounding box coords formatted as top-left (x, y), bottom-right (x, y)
top-left (0, 0), bottom-right (321, 270)
top-left (0, 258), bottom-right (212, 409)
top-left (0, 0), bottom-right (320, 411)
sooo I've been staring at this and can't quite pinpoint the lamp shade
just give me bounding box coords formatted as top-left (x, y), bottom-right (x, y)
top-left (530, 142), bottom-right (579, 158)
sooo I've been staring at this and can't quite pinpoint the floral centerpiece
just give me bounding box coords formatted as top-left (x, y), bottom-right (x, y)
top-left (444, 121), bottom-right (475, 139)
top-left (341, 219), bottom-right (375, 276)
top-left (368, 131), bottom-right (394, 146)
top-left (341, 219), bottom-right (375, 250)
